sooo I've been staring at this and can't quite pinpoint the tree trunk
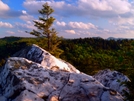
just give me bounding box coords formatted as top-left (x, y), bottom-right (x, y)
top-left (48, 33), bottom-right (50, 51)
top-left (46, 14), bottom-right (50, 51)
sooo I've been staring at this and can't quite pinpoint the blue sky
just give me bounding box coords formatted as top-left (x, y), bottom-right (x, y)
top-left (1, 0), bottom-right (134, 39)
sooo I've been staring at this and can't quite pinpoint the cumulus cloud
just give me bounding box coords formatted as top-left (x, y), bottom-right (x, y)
top-left (68, 22), bottom-right (96, 29)
top-left (0, 1), bottom-right (24, 19)
top-left (56, 21), bottom-right (66, 27)
top-left (78, 0), bottom-right (132, 18)
top-left (23, 0), bottom-right (77, 17)
top-left (0, 21), bottom-right (13, 28)
top-left (6, 31), bottom-right (15, 34)
top-left (22, 10), bottom-right (27, 14)
top-left (19, 14), bottom-right (35, 22)
top-left (20, 0), bottom-right (134, 38)
top-left (109, 15), bottom-right (134, 36)
top-left (18, 30), bottom-right (24, 33)
top-left (55, 21), bottom-right (101, 38)
top-left (65, 30), bottom-right (76, 34)
top-left (78, 0), bottom-right (131, 14)
top-left (0, 1), bottom-right (10, 18)
top-left (0, 1), bottom-right (9, 11)
top-left (23, 0), bottom-right (46, 14)
top-left (23, 0), bottom-right (132, 18)
top-left (56, 21), bottom-right (97, 29)
top-left (15, 22), bottom-right (35, 30)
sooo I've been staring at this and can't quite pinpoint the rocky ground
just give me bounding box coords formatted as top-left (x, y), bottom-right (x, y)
top-left (0, 44), bottom-right (129, 101)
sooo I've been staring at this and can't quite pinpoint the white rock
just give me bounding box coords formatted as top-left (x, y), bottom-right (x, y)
top-left (0, 44), bottom-right (125, 101)
top-left (94, 69), bottom-right (129, 97)
top-left (0, 57), bottom-right (123, 101)
top-left (13, 44), bottom-right (80, 73)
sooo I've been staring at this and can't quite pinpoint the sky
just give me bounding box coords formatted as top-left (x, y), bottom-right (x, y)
top-left (1, 0), bottom-right (134, 39)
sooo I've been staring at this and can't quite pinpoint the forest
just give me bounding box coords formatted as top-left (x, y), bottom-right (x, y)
top-left (0, 36), bottom-right (134, 100)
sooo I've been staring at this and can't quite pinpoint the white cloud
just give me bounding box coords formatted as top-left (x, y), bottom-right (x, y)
top-left (110, 16), bottom-right (134, 25)
top-left (0, 21), bottom-right (13, 28)
top-left (110, 30), bottom-right (134, 38)
top-left (18, 30), bottom-right (24, 33)
top-left (22, 10), bottom-right (27, 14)
top-left (23, 0), bottom-right (77, 16)
top-left (15, 22), bottom-right (35, 30)
top-left (23, 0), bottom-right (65, 11)
top-left (78, 0), bottom-right (131, 14)
top-left (20, 0), bottom-right (134, 39)
top-left (55, 21), bottom-right (101, 38)
top-left (23, 0), bottom-right (46, 14)
top-left (0, 1), bottom-right (24, 19)
top-left (109, 15), bottom-right (134, 36)
top-left (56, 21), bottom-right (66, 26)
top-left (56, 21), bottom-right (96, 29)
top-left (0, 1), bottom-right (9, 11)
top-left (23, 0), bottom-right (132, 19)
top-left (20, 15), bottom-right (34, 22)
top-left (81, 0), bottom-right (131, 17)
top-left (68, 22), bottom-right (96, 29)
top-left (65, 30), bottom-right (76, 34)
top-left (6, 31), bottom-right (15, 34)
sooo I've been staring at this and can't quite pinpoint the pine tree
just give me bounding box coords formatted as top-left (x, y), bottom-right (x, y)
top-left (50, 28), bottom-right (63, 57)
top-left (27, 3), bottom-right (63, 56)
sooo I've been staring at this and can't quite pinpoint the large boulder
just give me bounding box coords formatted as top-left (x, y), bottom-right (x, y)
top-left (13, 44), bottom-right (80, 73)
top-left (0, 44), bottom-right (126, 101)
top-left (94, 69), bottom-right (129, 96)
top-left (0, 57), bottom-right (123, 101)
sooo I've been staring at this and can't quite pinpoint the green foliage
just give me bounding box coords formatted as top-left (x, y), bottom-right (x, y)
top-left (49, 29), bottom-right (63, 57)
top-left (59, 38), bottom-right (121, 74)
top-left (59, 38), bottom-right (134, 100)
top-left (27, 3), bottom-right (62, 57)
top-left (0, 37), bottom-right (37, 66)
top-left (125, 71), bottom-right (134, 101)
top-left (30, 3), bottom-right (55, 38)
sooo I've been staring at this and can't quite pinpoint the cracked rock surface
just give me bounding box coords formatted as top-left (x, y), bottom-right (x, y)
top-left (0, 44), bottom-right (126, 101)
top-left (93, 69), bottom-right (130, 96)
top-left (13, 44), bottom-right (80, 73)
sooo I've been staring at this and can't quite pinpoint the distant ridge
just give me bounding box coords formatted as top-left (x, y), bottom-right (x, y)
top-left (107, 37), bottom-right (134, 41)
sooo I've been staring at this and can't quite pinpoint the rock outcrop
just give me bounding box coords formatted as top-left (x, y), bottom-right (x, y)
top-left (13, 44), bottom-right (80, 73)
top-left (94, 69), bottom-right (129, 96)
top-left (0, 44), bottom-right (127, 101)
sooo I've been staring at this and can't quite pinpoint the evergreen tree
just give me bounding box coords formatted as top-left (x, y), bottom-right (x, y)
top-left (50, 28), bottom-right (63, 57)
top-left (27, 3), bottom-right (62, 55)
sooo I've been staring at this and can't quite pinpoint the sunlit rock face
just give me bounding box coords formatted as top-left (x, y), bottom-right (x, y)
top-left (0, 44), bottom-right (126, 101)
top-left (93, 69), bottom-right (130, 96)
top-left (13, 44), bottom-right (80, 73)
